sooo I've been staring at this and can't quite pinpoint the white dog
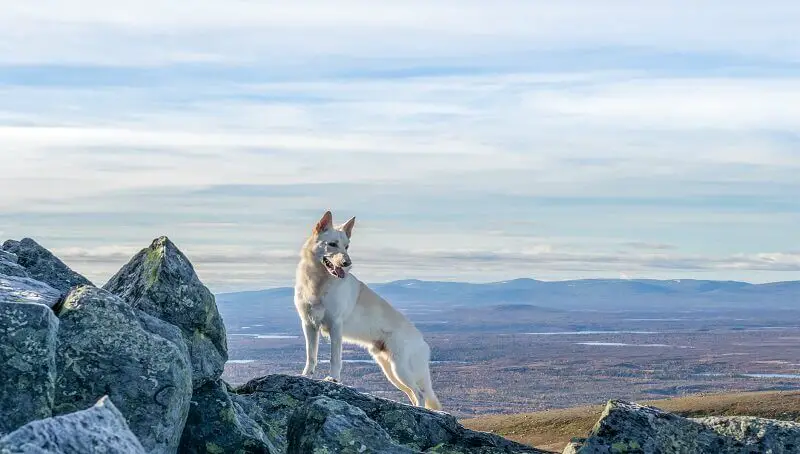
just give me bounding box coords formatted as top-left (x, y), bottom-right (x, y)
top-left (293, 210), bottom-right (441, 410)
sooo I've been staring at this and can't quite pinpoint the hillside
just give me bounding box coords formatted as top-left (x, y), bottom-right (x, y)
top-left (216, 278), bottom-right (800, 330)
top-left (462, 390), bottom-right (800, 452)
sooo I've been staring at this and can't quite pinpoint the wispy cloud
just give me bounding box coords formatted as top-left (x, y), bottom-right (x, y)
top-left (52, 243), bottom-right (800, 292)
top-left (1, 2), bottom-right (798, 290)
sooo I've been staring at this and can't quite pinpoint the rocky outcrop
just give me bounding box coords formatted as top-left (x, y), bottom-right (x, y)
top-left (179, 379), bottom-right (277, 454)
top-left (0, 396), bottom-right (146, 454)
top-left (567, 400), bottom-right (800, 454)
top-left (2, 238), bottom-right (92, 294)
top-left (54, 285), bottom-right (192, 454)
top-left (0, 236), bottom-right (559, 454)
top-left (103, 236), bottom-right (228, 389)
top-left (235, 374), bottom-right (546, 454)
top-left (0, 302), bottom-right (59, 435)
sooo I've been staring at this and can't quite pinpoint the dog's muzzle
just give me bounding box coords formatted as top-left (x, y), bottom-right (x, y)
top-left (322, 256), bottom-right (350, 279)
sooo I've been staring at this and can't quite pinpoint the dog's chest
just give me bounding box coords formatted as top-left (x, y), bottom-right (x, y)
top-left (301, 302), bottom-right (326, 326)
top-left (298, 284), bottom-right (341, 326)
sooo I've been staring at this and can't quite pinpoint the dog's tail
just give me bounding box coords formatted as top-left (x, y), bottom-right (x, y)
top-left (420, 368), bottom-right (442, 411)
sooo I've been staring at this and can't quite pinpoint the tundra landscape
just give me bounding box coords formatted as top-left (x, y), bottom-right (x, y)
top-left (219, 279), bottom-right (800, 416)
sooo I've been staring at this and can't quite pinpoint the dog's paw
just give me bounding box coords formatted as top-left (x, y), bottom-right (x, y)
top-left (323, 376), bottom-right (340, 383)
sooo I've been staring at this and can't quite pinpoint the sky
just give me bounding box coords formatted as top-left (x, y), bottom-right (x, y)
top-left (1, 1), bottom-right (798, 292)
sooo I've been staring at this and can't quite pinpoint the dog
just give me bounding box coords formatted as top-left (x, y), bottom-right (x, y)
top-left (293, 210), bottom-right (441, 410)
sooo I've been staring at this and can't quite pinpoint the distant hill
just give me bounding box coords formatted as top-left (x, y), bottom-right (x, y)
top-left (462, 390), bottom-right (800, 452)
top-left (215, 278), bottom-right (800, 330)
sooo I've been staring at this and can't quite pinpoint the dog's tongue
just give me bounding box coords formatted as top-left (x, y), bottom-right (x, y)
top-left (335, 267), bottom-right (345, 279)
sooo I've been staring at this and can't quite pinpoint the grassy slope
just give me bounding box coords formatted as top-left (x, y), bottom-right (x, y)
top-left (461, 390), bottom-right (800, 452)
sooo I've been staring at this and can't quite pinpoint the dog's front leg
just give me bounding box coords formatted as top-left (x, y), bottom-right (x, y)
top-left (325, 322), bottom-right (343, 383)
top-left (301, 320), bottom-right (320, 377)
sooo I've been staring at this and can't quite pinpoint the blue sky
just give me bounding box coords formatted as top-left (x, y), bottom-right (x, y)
top-left (1, 1), bottom-right (798, 291)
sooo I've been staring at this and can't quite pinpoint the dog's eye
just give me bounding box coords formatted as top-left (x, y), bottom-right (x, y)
top-left (345, 245), bottom-right (349, 250)
top-left (327, 242), bottom-right (338, 248)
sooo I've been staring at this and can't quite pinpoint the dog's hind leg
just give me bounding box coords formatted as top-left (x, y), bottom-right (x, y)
top-left (374, 355), bottom-right (419, 406)
top-left (301, 321), bottom-right (319, 377)
top-left (391, 360), bottom-right (422, 407)
top-left (419, 364), bottom-right (442, 411)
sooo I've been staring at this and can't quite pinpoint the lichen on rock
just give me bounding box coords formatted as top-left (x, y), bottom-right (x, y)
top-left (0, 302), bottom-right (59, 435)
top-left (0, 396), bottom-right (147, 454)
top-left (567, 400), bottom-right (800, 453)
top-left (1, 238), bottom-right (92, 294)
top-left (54, 285), bottom-right (192, 454)
top-left (235, 374), bottom-right (546, 454)
top-left (103, 236), bottom-right (228, 389)
top-left (179, 379), bottom-right (277, 454)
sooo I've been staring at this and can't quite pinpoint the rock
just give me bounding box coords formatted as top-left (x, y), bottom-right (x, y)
top-left (0, 396), bottom-right (146, 454)
top-left (0, 302), bottom-right (58, 435)
top-left (0, 275), bottom-right (61, 307)
top-left (103, 236), bottom-right (228, 388)
top-left (288, 396), bottom-right (417, 454)
top-left (54, 286), bottom-right (192, 454)
top-left (235, 374), bottom-right (546, 454)
top-left (568, 400), bottom-right (800, 454)
top-left (696, 416), bottom-right (800, 454)
top-left (0, 251), bottom-right (28, 278)
top-left (1, 238), bottom-right (92, 294)
top-left (179, 379), bottom-right (277, 454)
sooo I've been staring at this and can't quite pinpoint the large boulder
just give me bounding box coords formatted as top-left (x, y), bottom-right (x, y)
top-left (54, 286), bottom-right (192, 454)
top-left (0, 302), bottom-right (59, 435)
top-left (567, 400), bottom-right (800, 454)
top-left (0, 396), bottom-right (146, 454)
top-left (103, 236), bottom-right (228, 388)
top-left (235, 374), bottom-right (546, 454)
top-left (287, 396), bottom-right (416, 454)
top-left (179, 379), bottom-right (277, 454)
top-left (1, 238), bottom-right (92, 294)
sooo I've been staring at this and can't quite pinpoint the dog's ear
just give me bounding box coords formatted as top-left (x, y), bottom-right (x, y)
top-left (314, 211), bottom-right (333, 234)
top-left (340, 216), bottom-right (356, 238)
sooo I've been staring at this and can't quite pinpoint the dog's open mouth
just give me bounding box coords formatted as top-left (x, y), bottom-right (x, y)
top-left (322, 257), bottom-right (345, 279)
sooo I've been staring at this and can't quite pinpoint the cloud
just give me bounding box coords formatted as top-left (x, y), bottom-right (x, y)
top-left (1, 2), bottom-right (799, 290)
top-left (2, 1), bottom-right (800, 65)
top-left (51, 243), bottom-right (800, 291)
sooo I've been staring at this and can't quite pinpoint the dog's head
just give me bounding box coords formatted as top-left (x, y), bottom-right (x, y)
top-left (308, 210), bottom-right (356, 279)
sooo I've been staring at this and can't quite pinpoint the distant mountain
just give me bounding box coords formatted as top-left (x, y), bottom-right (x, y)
top-left (215, 278), bottom-right (799, 332)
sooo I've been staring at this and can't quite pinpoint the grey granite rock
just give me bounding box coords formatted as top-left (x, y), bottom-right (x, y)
top-left (179, 379), bottom-right (277, 454)
top-left (54, 286), bottom-right (192, 454)
top-left (235, 374), bottom-right (546, 454)
top-left (0, 396), bottom-right (146, 454)
top-left (0, 251), bottom-right (28, 278)
top-left (0, 303), bottom-right (58, 435)
top-left (1, 239), bottom-right (91, 294)
top-left (287, 396), bottom-right (417, 454)
top-left (103, 236), bottom-right (228, 388)
top-left (0, 275), bottom-right (61, 307)
top-left (567, 400), bottom-right (800, 454)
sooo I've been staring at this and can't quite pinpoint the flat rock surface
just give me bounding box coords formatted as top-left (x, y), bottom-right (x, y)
top-left (236, 374), bottom-right (547, 454)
